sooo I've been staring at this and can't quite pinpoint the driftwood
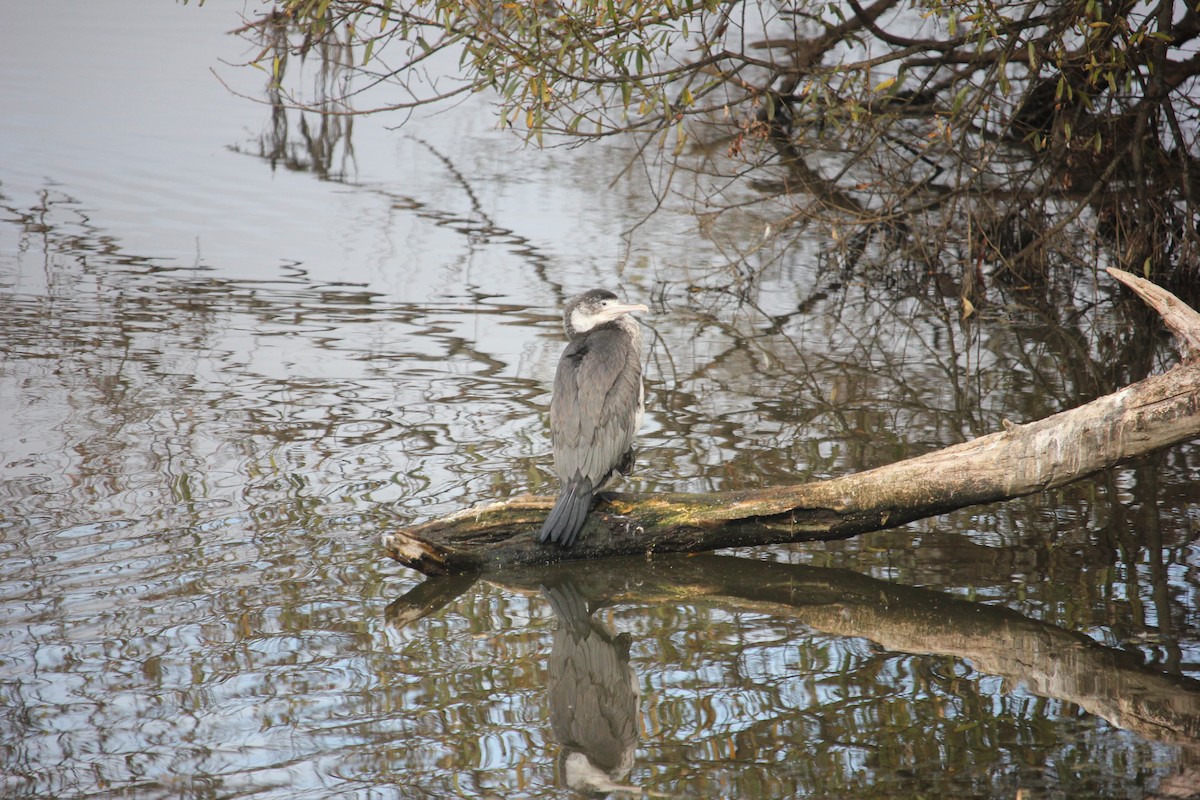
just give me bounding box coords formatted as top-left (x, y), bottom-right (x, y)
top-left (383, 268), bottom-right (1200, 576)
top-left (384, 555), bottom-right (1200, 749)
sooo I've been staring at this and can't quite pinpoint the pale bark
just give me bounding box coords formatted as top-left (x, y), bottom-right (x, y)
top-left (382, 268), bottom-right (1200, 576)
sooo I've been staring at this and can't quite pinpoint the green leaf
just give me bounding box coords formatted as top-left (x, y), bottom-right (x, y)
top-left (951, 85), bottom-right (969, 114)
top-left (672, 120), bottom-right (687, 155)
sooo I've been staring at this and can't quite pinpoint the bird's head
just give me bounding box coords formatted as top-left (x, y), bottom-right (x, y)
top-left (563, 289), bottom-right (649, 337)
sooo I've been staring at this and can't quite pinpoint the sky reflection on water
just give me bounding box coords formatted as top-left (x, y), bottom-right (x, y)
top-left (1, 2), bottom-right (1198, 798)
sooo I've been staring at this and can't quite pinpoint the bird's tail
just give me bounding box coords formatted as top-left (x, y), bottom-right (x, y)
top-left (539, 479), bottom-right (593, 547)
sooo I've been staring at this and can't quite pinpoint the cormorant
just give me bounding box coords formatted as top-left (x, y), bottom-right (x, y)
top-left (539, 289), bottom-right (648, 547)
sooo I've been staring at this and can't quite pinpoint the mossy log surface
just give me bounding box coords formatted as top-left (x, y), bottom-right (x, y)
top-left (383, 268), bottom-right (1200, 576)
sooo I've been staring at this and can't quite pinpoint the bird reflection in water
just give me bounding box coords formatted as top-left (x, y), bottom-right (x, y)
top-left (542, 581), bottom-right (641, 795)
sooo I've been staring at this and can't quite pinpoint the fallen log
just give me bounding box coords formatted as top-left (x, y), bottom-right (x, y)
top-left (383, 268), bottom-right (1200, 575)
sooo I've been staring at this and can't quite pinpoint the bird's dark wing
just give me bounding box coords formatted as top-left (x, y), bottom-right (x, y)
top-left (550, 326), bottom-right (641, 487)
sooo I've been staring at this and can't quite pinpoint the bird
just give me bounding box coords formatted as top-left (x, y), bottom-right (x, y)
top-left (543, 580), bottom-right (639, 791)
top-left (539, 289), bottom-right (648, 547)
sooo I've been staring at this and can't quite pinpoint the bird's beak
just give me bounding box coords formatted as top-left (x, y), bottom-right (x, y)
top-left (598, 301), bottom-right (650, 321)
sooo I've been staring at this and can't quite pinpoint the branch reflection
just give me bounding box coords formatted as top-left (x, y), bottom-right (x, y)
top-left (387, 554), bottom-right (1200, 764)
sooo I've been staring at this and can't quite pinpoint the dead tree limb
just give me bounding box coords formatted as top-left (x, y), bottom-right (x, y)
top-left (383, 269), bottom-right (1200, 575)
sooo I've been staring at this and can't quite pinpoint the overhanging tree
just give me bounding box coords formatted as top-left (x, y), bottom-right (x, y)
top-left (242, 0), bottom-right (1200, 281)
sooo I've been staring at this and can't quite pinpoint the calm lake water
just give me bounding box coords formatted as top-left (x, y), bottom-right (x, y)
top-left (2, 2), bottom-right (1199, 798)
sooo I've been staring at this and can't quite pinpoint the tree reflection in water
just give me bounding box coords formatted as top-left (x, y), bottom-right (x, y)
top-left (3, 8), bottom-right (1199, 792)
top-left (388, 555), bottom-right (1200, 797)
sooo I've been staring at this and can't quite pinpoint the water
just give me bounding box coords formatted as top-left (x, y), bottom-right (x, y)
top-left (2, 2), bottom-right (1198, 798)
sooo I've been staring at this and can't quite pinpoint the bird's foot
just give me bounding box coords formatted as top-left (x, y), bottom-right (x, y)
top-left (617, 517), bottom-right (644, 537)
